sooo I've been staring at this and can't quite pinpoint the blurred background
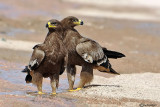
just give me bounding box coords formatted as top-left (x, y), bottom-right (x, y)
top-left (0, 0), bottom-right (160, 106)
top-left (0, 0), bottom-right (160, 74)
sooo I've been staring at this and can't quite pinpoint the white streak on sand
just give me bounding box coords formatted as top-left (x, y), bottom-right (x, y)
top-left (0, 39), bottom-right (38, 52)
top-left (63, 0), bottom-right (160, 8)
top-left (65, 0), bottom-right (160, 21)
top-left (68, 9), bottom-right (159, 21)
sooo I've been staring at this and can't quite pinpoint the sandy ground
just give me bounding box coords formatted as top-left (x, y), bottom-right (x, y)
top-left (69, 73), bottom-right (160, 106)
top-left (0, 0), bottom-right (160, 106)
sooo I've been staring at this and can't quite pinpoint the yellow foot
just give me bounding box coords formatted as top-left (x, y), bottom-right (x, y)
top-left (69, 88), bottom-right (82, 92)
top-left (51, 93), bottom-right (56, 95)
top-left (38, 91), bottom-right (45, 94)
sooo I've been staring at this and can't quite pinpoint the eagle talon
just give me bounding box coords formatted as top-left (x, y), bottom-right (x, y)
top-left (38, 91), bottom-right (45, 94)
top-left (68, 90), bottom-right (74, 92)
top-left (69, 88), bottom-right (82, 92)
top-left (51, 93), bottom-right (56, 95)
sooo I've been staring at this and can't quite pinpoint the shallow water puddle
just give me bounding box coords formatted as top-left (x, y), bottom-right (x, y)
top-left (4, 28), bottom-right (34, 37)
top-left (0, 3), bottom-right (12, 10)
top-left (0, 91), bottom-right (25, 96)
top-left (0, 60), bottom-right (80, 96)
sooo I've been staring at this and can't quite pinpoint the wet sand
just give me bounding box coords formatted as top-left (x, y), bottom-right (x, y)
top-left (0, 0), bottom-right (160, 106)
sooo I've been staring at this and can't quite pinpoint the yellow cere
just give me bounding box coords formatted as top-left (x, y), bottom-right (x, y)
top-left (73, 20), bottom-right (82, 25)
top-left (48, 22), bottom-right (56, 28)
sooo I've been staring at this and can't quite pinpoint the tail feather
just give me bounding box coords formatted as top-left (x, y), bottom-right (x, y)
top-left (94, 66), bottom-right (120, 75)
top-left (25, 74), bottom-right (32, 83)
top-left (109, 68), bottom-right (120, 75)
top-left (21, 66), bottom-right (30, 73)
top-left (94, 47), bottom-right (123, 74)
top-left (103, 48), bottom-right (125, 59)
top-left (94, 56), bottom-right (120, 75)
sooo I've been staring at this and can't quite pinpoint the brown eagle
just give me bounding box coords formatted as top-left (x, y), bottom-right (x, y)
top-left (61, 16), bottom-right (125, 91)
top-left (22, 19), bottom-right (66, 94)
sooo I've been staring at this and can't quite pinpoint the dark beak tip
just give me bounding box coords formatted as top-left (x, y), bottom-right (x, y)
top-left (80, 21), bottom-right (84, 25)
top-left (46, 24), bottom-right (48, 28)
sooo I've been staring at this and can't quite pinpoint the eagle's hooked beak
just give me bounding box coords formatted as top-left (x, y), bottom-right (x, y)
top-left (46, 22), bottom-right (56, 28)
top-left (73, 20), bottom-right (83, 25)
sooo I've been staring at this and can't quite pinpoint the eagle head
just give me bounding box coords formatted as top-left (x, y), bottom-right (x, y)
top-left (46, 19), bottom-right (62, 31)
top-left (61, 16), bottom-right (83, 28)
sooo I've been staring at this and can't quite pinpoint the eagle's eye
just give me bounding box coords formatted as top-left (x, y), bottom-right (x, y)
top-left (72, 19), bottom-right (76, 22)
top-left (51, 22), bottom-right (57, 25)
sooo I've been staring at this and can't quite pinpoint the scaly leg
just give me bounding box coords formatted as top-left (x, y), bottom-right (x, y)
top-left (67, 65), bottom-right (76, 91)
top-left (32, 72), bottom-right (44, 94)
top-left (70, 65), bottom-right (93, 92)
top-left (77, 65), bottom-right (93, 90)
top-left (50, 74), bottom-right (59, 95)
top-left (37, 80), bottom-right (44, 94)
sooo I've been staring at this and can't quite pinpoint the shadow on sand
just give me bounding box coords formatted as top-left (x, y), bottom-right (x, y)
top-left (84, 84), bottom-right (121, 88)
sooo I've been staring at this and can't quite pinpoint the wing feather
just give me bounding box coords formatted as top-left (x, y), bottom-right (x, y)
top-left (29, 45), bottom-right (45, 70)
top-left (76, 38), bottom-right (104, 63)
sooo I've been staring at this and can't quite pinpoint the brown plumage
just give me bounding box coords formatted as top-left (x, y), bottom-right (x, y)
top-left (22, 19), bottom-right (66, 94)
top-left (61, 16), bottom-right (125, 90)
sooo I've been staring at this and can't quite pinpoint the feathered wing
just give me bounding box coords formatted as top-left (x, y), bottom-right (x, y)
top-left (21, 45), bottom-right (45, 73)
top-left (76, 39), bottom-right (105, 63)
top-left (22, 45), bottom-right (45, 84)
top-left (76, 38), bottom-right (120, 75)
top-left (28, 46), bottom-right (45, 70)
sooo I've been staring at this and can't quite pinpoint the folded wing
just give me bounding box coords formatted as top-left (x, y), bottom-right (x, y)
top-left (28, 45), bottom-right (45, 70)
top-left (76, 39), bottom-right (105, 63)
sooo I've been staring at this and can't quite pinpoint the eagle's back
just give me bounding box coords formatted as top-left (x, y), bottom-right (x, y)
top-left (33, 32), bottom-right (66, 77)
top-left (63, 29), bottom-right (88, 65)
